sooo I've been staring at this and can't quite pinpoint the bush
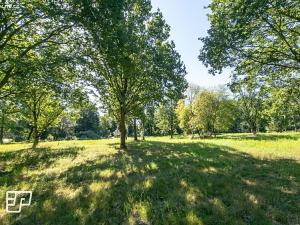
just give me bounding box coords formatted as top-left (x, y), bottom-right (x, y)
top-left (47, 134), bottom-right (54, 141)
top-left (65, 135), bottom-right (78, 140)
top-left (14, 136), bottom-right (24, 142)
top-left (76, 130), bottom-right (100, 140)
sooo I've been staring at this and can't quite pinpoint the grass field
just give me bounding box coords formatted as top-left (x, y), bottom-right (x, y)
top-left (0, 133), bottom-right (299, 225)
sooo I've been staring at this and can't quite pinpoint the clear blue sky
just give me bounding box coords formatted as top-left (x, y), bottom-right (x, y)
top-left (151, 0), bottom-right (231, 88)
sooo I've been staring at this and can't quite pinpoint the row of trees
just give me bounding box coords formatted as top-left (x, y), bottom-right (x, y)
top-left (0, 0), bottom-right (187, 149)
top-left (176, 84), bottom-right (299, 137)
top-left (1, 81), bottom-right (299, 144)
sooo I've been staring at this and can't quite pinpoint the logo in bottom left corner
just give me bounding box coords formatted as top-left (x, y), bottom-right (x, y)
top-left (6, 191), bottom-right (32, 213)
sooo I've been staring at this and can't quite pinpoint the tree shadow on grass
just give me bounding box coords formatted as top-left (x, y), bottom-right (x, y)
top-left (0, 147), bottom-right (83, 187)
top-left (1, 141), bottom-right (300, 225)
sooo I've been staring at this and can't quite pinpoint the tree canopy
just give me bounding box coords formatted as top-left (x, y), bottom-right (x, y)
top-left (199, 0), bottom-right (300, 76)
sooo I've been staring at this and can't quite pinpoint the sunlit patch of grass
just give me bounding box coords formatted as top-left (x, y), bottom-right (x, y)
top-left (127, 202), bottom-right (150, 225)
top-left (89, 182), bottom-right (111, 192)
top-left (143, 177), bottom-right (155, 189)
top-left (180, 179), bottom-right (188, 188)
top-left (201, 166), bottom-right (218, 173)
top-left (245, 192), bottom-right (259, 205)
top-left (185, 187), bottom-right (199, 205)
top-left (99, 169), bottom-right (115, 178)
top-left (241, 178), bottom-right (257, 186)
top-left (54, 185), bottom-right (78, 199)
top-left (186, 210), bottom-right (204, 225)
top-left (145, 162), bottom-right (159, 171)
top-left (0, 132), bottom-right (299, 224)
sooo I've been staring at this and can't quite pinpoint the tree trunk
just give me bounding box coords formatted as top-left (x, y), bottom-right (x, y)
top-left (252, 127), bottom-right (257, 135)
top-left (141, 119), bottom-right (145, 140)
top-left (0, 112), bottom-right (4, 144)
top-left (250, 121), bottom-right (257, 135)
top-left (27, 126), bottom-right (34, 141)
top-left (32, 128), bottom-right (39, 149)
top-left (32, 137), bottom-right (39, 149)
top-left (0, 123), bottom-right (4, 145)
top-left (170, 114), bottom-right (174, 139)
top-left (32, 99), bottom-right (39, 149)
top-left (32, 122), bottom-right (39, 149)
top-left (133, 118), bottom-right (138, 141)
top-left (197, 130), bottom-right (202, 138)
top-left (119, 110), bottom-right (127, 150)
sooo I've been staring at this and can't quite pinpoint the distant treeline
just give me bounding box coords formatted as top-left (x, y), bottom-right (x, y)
top-left (1, 83), bottom-right (299, 143)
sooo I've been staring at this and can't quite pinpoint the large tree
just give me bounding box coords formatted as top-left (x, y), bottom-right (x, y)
top-left (16, 43), bottom-right (81, 148)
top-left (191, 89), bottom-right (235, 136)
top-left (76, 1), bottom-right (187, 149)
top-left (20, 87), bottom-right (65, 148)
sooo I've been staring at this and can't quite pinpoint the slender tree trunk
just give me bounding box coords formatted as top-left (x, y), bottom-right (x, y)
top-left (250, 121), bottom-right (257, 135)
top-left (32, 126), bottom-right (39, 149)
top-left (198, 130), bottom-right (202, 138)
top-left (119, 109), bottom-right (127, 150)
top-left (252, 126), bottom-right (257, 135)
top-left (31, 95), bottom-right (39, 149)
top-left (141, 119), bottom-right (145, 141)
top-left (170, 113), bottom-right (174, 139)
top-left (133, 118), bottom-right (138, 141)
top-left (213, 128), bottom-right (217, 137)
top-left (0, 114), bottom-right (4, 144)
top-left (32, 108), bottom-right (39, 149)
top-left (150, 125), bottom-right (152, 136)
top-left (27, 126), bottom-right (34, 141)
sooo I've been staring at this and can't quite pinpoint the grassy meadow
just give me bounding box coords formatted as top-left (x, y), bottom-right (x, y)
top-left (0, 132), bottom-right (299, 225)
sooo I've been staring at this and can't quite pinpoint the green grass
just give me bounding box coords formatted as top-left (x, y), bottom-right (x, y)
top-left (0, 133), bottom-right (299, 225)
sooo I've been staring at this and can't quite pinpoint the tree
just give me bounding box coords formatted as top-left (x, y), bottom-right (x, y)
top-left (186, 83), bottom-right (202, 105)
top-left (199, 0), bottom-right (300, 134)
top-left (20, 87), bottom-right (65, 148)
top-left (0, 98), bottom-right (18, 144)
top-left (263, 76), bottom-right (300, 132)
top-left (199, 0), bottom-right (300, 76)
top-left (175, 99), bottom-right (191, 135)
top-left (77, 1), bottom-right (187, 149)
top-left (231, 78), bottom-right (264, 135)
top-left (75, 107), bottom-right (100, 139)
top-left (0, 1), bottom-right (73, 93)
top-left (143, 102), bottom-right (159, 136)
top-left (191, 89), bottom-right (235, 136)
top-left (191, 90), bottom-right (218, 136)
top-left (99, 113), bottom-right (117, 138)
top-left (53, 111), bottom-right (79, 140)
top-left (155, 100), bottom-right (179, 138)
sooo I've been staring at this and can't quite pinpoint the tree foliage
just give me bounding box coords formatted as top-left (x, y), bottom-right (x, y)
top-left (199, 0), bottom-right (300, 75)
top-left (20, 87), bottom-right (65, 148)
top-left (75, 1), bottom-right (187, 149)
top-left (0, 0), bottom-right (74, 93)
